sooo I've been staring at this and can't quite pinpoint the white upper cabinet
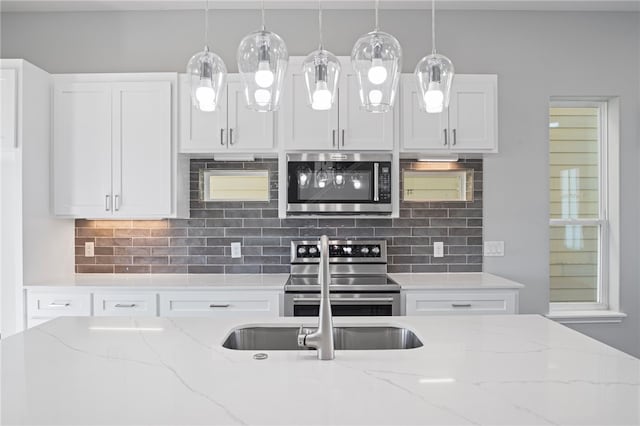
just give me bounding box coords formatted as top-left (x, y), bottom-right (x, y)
top-left (400, 74), bottom-right (498, 154)
top-left (179, 75), bottom-right (274, 154)
top-left (281, 57), bottom-right (395, 151)
top-left (53, 75), bottom-right (181, 219)
top-left (0, 69), bottom-right (17, 151)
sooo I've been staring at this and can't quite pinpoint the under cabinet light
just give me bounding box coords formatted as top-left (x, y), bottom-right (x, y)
top-left (417, 154), bottom-right (459, 162)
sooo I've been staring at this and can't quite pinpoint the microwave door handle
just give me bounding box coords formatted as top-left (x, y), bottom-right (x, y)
top-left (373, 163), bottom-right (380, 202)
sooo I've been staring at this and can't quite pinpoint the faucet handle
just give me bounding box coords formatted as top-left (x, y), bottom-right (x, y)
top-left (297, 325), bottom-right (307, 347)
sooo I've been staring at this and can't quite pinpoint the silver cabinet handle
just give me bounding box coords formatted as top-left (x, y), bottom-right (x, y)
top-left (114, 194), bottom-right (120, 211)
top-left (332, 129), bottom-right (336, 147)
top-left (209, 303), bottom-right (231, 308)
top-left (229, 128), bottom-right (234, 145)
top-left (220, 128), bottom-right (225, 146)
top-left (443, 129), bottom-right (448, 146)
top-left (341, 129), bottom-right (345, 147)
top-left (48, 302), bottom-right (71, 308)
top-left (452, 128), bottom-right (457, 146)
top-left (451, 303), bottom-right (472, 308)
top-left (105, 195), bottom-right (111, 211)
top-left (115, 303), bottom-right (136, 308)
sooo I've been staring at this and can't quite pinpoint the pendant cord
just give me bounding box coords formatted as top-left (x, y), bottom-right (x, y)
top-left (431, 0), bottom-right (436, 54)
top-left (374, 0), bottom-right (379, 31)
top-left (261, 0), bottom-right (266, 31)
top-left (204, 0), bottom-right (209, 47)
top-left (318, 0), bottom-right (324, 50)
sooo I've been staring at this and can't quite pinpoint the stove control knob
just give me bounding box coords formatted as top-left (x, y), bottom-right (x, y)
top-left (343, 246), bottom-right (352, 254)
top-left (309, 246), bottom-right (318, 255)
top-left (298, 246), bottom-right (307, 255)
top-left (360, 247), bottom-right (370, 255)
top-left (371, 246), bottom-right (380, 255)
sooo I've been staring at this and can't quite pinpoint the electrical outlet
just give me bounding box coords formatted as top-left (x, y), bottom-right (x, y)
top-left (84, 242), bottom-right (95, 257)
top-left (433, 241), bottom-right (444, 258)
top-left (484, 241), bottom-right (505, 257)
top-left (231, 242), bottom-right (242, 258)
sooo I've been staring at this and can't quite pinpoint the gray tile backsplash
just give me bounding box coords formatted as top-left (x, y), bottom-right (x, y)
top-left (75, 158), bottom-right (483, 273)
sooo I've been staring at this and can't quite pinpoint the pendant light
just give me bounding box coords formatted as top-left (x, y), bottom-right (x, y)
top-left (237, 0), bottom-right (288, 112)
top-left (186, 0), bottom-right (227, 112)
top-left (414, 0), bottom-right (454, 114)
top-left (351, 0), bottom-right (402, 113)
top-left (302, 0), bottom-right (340, 111)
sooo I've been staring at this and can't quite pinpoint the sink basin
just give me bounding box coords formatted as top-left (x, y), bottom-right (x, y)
top-left (222, 326), bottom-right (423, 350)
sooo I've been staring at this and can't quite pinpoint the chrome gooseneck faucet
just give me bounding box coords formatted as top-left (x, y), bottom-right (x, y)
top-left (297, 235), bottom-right (335, 360)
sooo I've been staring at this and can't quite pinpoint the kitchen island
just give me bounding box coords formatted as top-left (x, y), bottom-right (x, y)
top-left (2, 315), bottom-right (638, 425)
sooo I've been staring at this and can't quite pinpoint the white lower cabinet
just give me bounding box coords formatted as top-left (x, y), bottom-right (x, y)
top-left (158, 291), bottom-right (279, 318)
top-left (93, 292), bottom-right (158, 317)
top-left (404, 290), bottom-right (519, 316)
top-left (27, 291), bottom-right (92, 328)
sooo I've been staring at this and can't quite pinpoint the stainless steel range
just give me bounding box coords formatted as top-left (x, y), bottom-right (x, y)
top-left (284, 239), bottom-right (401, 316)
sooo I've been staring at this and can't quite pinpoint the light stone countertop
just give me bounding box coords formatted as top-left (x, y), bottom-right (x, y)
top-left (24, 272), bottom-right (524, 292)
top-left (2, 315), bottom-right (638, 425)
top-left (389, 272), bottom-right (525, 290)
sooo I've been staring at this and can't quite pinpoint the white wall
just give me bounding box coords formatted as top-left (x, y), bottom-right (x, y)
top-left (1, 8), bottom-right (639, 355)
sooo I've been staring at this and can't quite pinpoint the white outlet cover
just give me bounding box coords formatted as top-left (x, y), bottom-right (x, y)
top-left (231, 242), bottom-right (242, 258)
top-left (85, 242), bottom-right (95, 257)
top-left (484, 241), bottom-right (505, 257)
top-left (433, 241), bottom-right (444, 258)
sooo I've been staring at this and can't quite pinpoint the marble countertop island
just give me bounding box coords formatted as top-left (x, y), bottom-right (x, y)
top-left (2, 315), bottom-right (638, 425)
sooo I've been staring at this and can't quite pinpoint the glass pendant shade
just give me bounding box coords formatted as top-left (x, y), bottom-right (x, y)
top-left (351, 31), bottom-right (402, 113)
top-left (237, 30), bottom-right (288, 112)
top-left (414, 53), bottom-right (454, 113)
top-left (302, 50), bottom-right (340, 111)
top-left (187, 46), bottom-right (227, 112)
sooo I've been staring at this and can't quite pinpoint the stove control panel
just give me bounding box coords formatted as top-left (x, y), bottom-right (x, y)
top-left (292, 240), bottom-right (387, 263)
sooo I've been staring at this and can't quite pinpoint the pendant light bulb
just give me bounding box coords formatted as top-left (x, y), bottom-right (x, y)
top-left (255, 61), bottom-right (274, 88)
top-left (312, 80), bottom-right (332, 111)
top-left (187, 1), bottom-right (227, 112)
top-left (415, 0), bottom-right (454, 114)
top-left (351, 0), bottom-right (402, 113)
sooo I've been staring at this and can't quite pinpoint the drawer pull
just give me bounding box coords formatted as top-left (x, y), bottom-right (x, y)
top-left (451, 303), bottom-right (472, 308)
top-left (115, 303), bottom-right (136, 308)
top-left (48, 302), bottom-right (71, 308)
top-left (209, 303), bottom-right (231, 308)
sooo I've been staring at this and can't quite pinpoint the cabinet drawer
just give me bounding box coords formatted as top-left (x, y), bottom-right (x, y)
top-left (93, 292), bottom-right (157, 317)
top-left (405, 291), bottom-right (517, 315)
top-left (27, 291), bottom-right (91, 319)
top-left (159, 291), bottom-right (279, 318)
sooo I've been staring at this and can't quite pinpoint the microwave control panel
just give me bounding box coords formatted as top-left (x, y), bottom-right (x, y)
top-left (378, 164), bottom-right (392, 203)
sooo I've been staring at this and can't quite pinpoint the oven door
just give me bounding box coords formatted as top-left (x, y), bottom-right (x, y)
top-left (284, 292), bottom-right (400, 316)
top-left (287, 153), bottom-right (392, 214)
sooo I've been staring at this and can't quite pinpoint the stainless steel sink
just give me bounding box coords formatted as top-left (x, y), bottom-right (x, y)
top-left (222, 326), bottom-right (423, 350)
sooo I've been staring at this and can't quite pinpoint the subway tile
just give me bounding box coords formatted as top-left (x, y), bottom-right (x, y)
top-left (391, 218), bottom-right (429, 227)
top-left (205, 218), bottom-right (243, 228)
top-left (170, 256), bottom-right (206, 265)
top-left (411, 264), bottom-right (447, 273)
top-left (115, 265), bottom-right (150, 273)
top-left (392, 237), bottom-right (431, 246)
top-left (262, 228), bottom-right (299, 237)
top-left (207, 256), bottom-right (243, 265)
top-left (281, 218), bottom-right (317, 228)
top-left (356, 218), bottom-right (392, 227)
top-left (95, 238), bottom-right (132, 247)
top-left (429, 218), bottom-right (467, 227)
top-left (225, 209), bottom-right (261, 218)
top-left (467, 255), bottom-right (483, 264)
top-left (131, 238), bottom-right (169, 247)
top-left (77, 228), bottom-right (114, 238)
top-left (168, 219), bottom-right (206, 228)
top-left (244, 256), bottom-right (281, 265)
top-left (225, 228), bottom-right (262, 237)
top-left (225, 246), bottom-right (261, 256)
top-left (188, 246), bottom-right (225, 256)
top-left (335, 227), bottom-right (374, 237)
top-left (151, 265), bottom-right (188, 273)
top-left (449, 208), bottom-right (483, 218)
top-left (132, 220), bottom-right (168, 229)
top-left (449, 227), bottom-right (482, 237)
top-left (392, 255), bottom-right (431, 264)
top-left (467, 237), bottom-right (483, 245)
top-left (132, 256), bottom-right (168, 265)
top-left (75, 219), bottom-right (96, 228)
top-left (262, 246), bottom-right (289, 256)
top-left (448, 264), bottom-right (483, 272)
top-left (261, 209), bottom-right (279, 218)
top-left (244, 237), bottom-right (280, 246)
top-left (171, 237), bottom-right (207, 246)
top-left (150, 228), bottom-right (188, 237)
top-left (188, 227), bottom-right (226, 237)
top-left (114, 247), bottom-right (151, 256)
top-left (262, 265), bottom-right (290, 274)
top-left (300, 228), bottom-right (337, 237)
top-left (318, 219), bottom-right (355, 228)
top-left (188, 265), bottom-right (224, 274)
top-left (411, 209), bottom-right (448, 218)
top-left (93, 220), bottom-right (132, 229)
top-left (113, 228), bottom-right (150, 237)
top-left (75, 237), bottom-right (95, 246)
top-left (206, 237), bottom-right (239, 246)
top-left (96, 256), bottom-right (132, 265)
top-left (431, 255), bottom-right (467, 264)
top-left (387, 264), bottom-right (411, 273)
top-left (152, 247), bottom-right (189, 256)
top-left (448, 246), bottom-right (483, 255)
top-left (412, 228), bottom-right (448, 237)
top-left (387, 246), bottom-right (411, 255)
top-left (375, 227), bottom-right (411, 237)
top-left (225, 265), bottom-right (261, 274)
top-left (77, 264), bottom-right (114, 273)
top-left (243, 219), bottom-right (281, 228)
top-left (75, 255), bottom-right (96, 265)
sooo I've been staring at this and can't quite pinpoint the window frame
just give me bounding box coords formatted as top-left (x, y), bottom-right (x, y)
top-left (548, 99), bottom-right (620, 318)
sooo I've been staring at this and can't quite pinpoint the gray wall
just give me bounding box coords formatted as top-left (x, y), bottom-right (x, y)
top-left (2, 9), bottom-right (639, 356)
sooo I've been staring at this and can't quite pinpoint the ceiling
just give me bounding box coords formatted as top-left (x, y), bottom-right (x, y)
top-left (1, 0), bottom-right (639, 12)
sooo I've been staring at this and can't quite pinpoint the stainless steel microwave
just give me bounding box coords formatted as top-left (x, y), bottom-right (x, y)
top-left (286, 153), bottom-right (392, 215)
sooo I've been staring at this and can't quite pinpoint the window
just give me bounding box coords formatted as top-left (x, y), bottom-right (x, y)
top-left (549, 99), bottom-right (620, 317)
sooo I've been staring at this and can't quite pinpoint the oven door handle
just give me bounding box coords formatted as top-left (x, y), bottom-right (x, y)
top-left (292, 297), bottom-right (395, 304)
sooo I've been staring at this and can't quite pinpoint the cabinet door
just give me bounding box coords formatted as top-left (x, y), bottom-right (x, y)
top-left (158, 291), bottom-right (279, 318)
top-left (0, 69), bottom-right (17, 150)
top-left (112, 82), bottom-right (172, 217)
top-left (178, 74), bottom-right (227, 153)
top-left (400, 74), bottom-right (449, 151)
top-left (227, 79), bottom-right (275, 152)
top-left (448, 75), bottom-right (497, 153)
top-left (405, 291), bottom-right (517, 315)
top-left (53, 82), bottom-right (112, 217)
top-left (339, 66), bottom-right (394, 151)
top-left (281, 59), bottom-right (339, 151)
